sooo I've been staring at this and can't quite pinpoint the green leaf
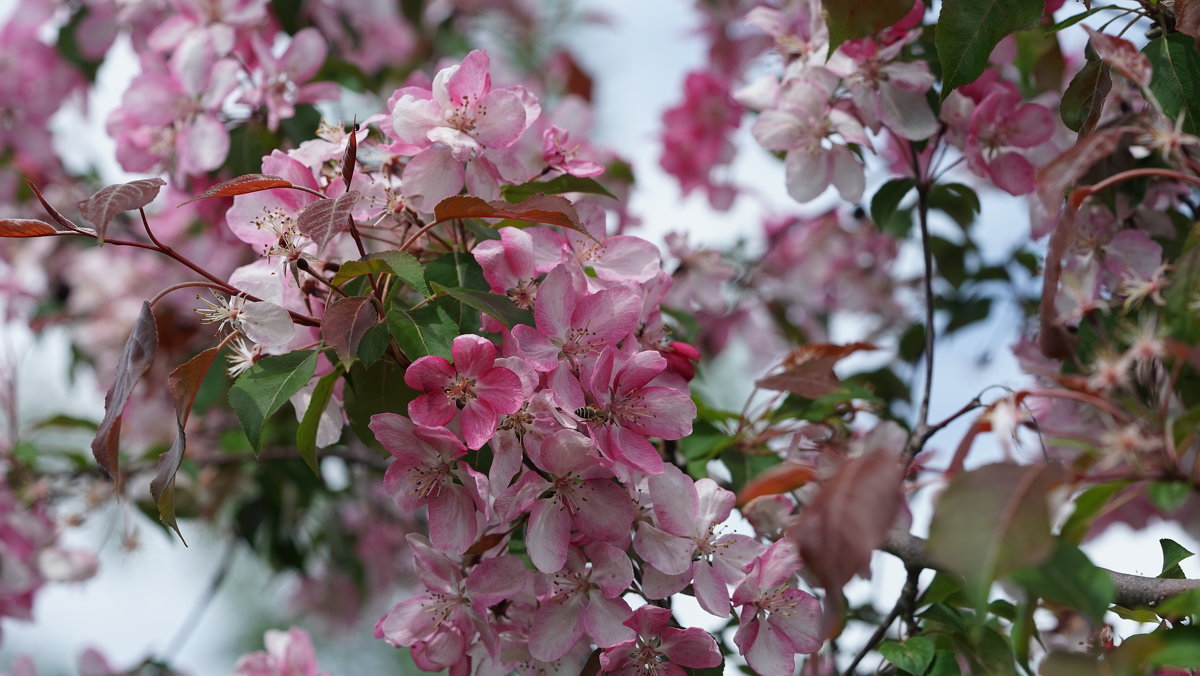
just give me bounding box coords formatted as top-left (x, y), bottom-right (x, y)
top-left (928, 650), bottom-right (963, 676)
top-left (927, 462), bottom-right (1063, 608)
top-left (331, 250), bottom-right (429, 295)
top-left (1160, 538), bottom-right (1195, 579)
top-left (1061, 481), bottom-right (1129, 544)
top-left (1048, 5), bottom-right (1121, 33)
top-left (502, 174), bottom-right (616, 201)
top-left (343, 360), bottom-right (417, 448)
top-left (871, 178), bottom-right (916, 237)
top-left (1148, 481), bottom-right (1192, 513)
top-left (356, 321), bottom-right (392, 368)
top-left (227, 351), bottom-right (318, 453)
top-left (930, 236), bottom-right (967, 288)
top-left (1144, 34), bottom-right (1200, 136)
top-left (1157, 588), bottom-right (1200, 619)
top-left (822, 0), bottom-right (916, 52)
top-left (936, 0), bottom-right (1042, 97)
top-left (1011, 540), bottom-right (1114, 624)
top-left (1110, 604), bottom-right (1160, 622)
top-left (1061, 59), bottom-right (1112, 135)
top-left (430, 281), bottom-right (534, 329)
top-left (880, 636), bottom-right (936, 675)
top-left (927, 182), bottom-right (981, 229)
top-left (387, 305), bottom-right (458, 360)
top-left (296, 367), bottom-right (342, 474)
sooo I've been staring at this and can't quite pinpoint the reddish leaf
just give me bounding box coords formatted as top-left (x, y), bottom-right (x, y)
top-left (24, 178), bottom-right (85, 232)
top-left (92, 302), bottom-right (158, 482)
top-left (788, 449), bottom-right (905, 636)
top-left (322, 295), bottom-right (380, 367)
top-left (1032, 127), bottom-right (1126, 238)
top-left (1177, 0), bottom-right (1200, 49)
top-left (149, 346), bottom-right (220, 544)
top-left (0, 219), bottom-right (57, 237)
top-left (297, 190), bottom-right (360, 252)
top-left (756, 342), bottom-right (876, 398)
top-left (177, 174), bottom-right (296, 206)
top-left (78, 178), bottom-right (167, 241)
top-left (434, 193), bottom-right (593, 239)
top-left (736, 462), bottom-right (818, 506)
top-left (1040, 208), bottom-right (1079, 360)
top-left (1084, 27), bottom-right (1151, 87)
top-left (341, 121), bottom-right (358, 190)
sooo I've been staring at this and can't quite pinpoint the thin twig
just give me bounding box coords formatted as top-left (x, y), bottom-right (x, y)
top-left (905, 179), bottom-right (936, 458)
top-left (161, 536), bottom-right (238, 662)
top-left (842, 566), bottom-right (922, 675)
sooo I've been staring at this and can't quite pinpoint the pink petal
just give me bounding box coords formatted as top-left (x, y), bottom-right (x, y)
top-left (402, 146), bottom-right (465, 211)
top-left (784, 147), bottom-right (832, 203)
top-left (529, 597), bottom-right (586, 662)
top-left (987, 151), bottom-right (1036, 195)
top-left (282, 28), bottom-right (327, 82)
top-left (459, 400), bottom-right (499, 450)
top-left (632, 523), bottom-right (695, 575)
top-left (583, 594), bottom-right (635, 648)
top-left (408, 392), bottom-right (456, 427)
top-left (405, 355), bottom-right (455, 391)
top-left (472, 88), bottom-right (530, 149)
top-left (447, 50), bottom-right (491, 106)
top-left (648, 464), bottom-right (700, 536)
top-left (528, 499), bottom-right (572, 572)
top-left (428, 486), bottom-right (477, 555)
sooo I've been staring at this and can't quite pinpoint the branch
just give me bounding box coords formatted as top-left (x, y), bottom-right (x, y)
top-left (882, 530), bottom-right (1200, 609)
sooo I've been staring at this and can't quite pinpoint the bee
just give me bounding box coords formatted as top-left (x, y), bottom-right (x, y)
top-left (574, 406), bottom-right (609, 423)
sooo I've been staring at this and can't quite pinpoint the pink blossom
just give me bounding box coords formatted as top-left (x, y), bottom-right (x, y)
top-left (376, 536), bottom-right (528, 671)
top-left (827, 40), bottom-right (937, 141)
top-left (497, 429), bottom-right (637, 573)
top-left (106, 46), bottom-right (240, 179)
top-left (390, 50), bottom-right (540, 209)
top-left (243, 28), bottom-right (341, 132)
top-left (233, 627), bottom-right (330, 676)
top-left (750, 71), bottom-right (870, 203)
top-left (510, 263), bottom-right (641, 371)
top-left (634, 464), bottom-right (763, 616)
top-left (732, 540), bottom-right (822, 674)
top-left (369, 414), bottom-right (484, 555)
top-left (561, 348), bottom-right (697, 475)
top-left (528, 543), bottom-right (636, 662)
top-left (599, 605), bottom-right (723, 674)
top-left (946, 81), bottom-right (1055, 195)
top-left (405, 334), bottom-right (524, 449)
top-left (660, 70), bottom-right (743, 209)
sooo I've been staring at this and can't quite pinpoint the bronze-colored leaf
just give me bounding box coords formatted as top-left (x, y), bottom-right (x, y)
top-left (297, 190), bottom-right (360, 252)
top-left (178, 174), bottom-right (296, 206)
top-left (736, 462), bottom-right (818, 506)
top-left (78, 178), bottom-right (167, 241)
top-left (433, 193), bottom-right (592, 239)
top-left (322, 295), bottom-right (379, 367)
top-left (756, 342), bottom-right (876, 398)
top-left (24, 178), bottom-right (85, 232)
top-left (92, 302), bottom-right (158, 483)
top-left (788, 449), bottom-right (904, 636)
top-left (1177, 0), bottom-right (1200, 49)
top-left (150, 346), bottom-right (221, 544)
top-left (0, 219), bottom-right (57, 237)
top-left (341, 121), bottom-right (358, 190)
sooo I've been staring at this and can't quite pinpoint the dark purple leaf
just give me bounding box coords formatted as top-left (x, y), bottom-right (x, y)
top-left (756, 342), bottom-right (875, 398)
top-left (24, 178), bottom-right (85, 231)
top-left (297, 190), bottom-right (360, 252)
top-left (322, 295), bottom-right (379, 367)
top-left (150, 346), bottom-right (220, 544)
top-left (78, 178), bottom-right (167, 241)
top-left (92, 302), bottom-right (158, 482)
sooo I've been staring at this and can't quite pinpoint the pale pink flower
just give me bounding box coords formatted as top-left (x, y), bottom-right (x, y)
top-left (496, 429), bottom-right (637, 573)
top-left (599, 605), bottom-right (723, 674)
top-left (528, 543), bottom-right (636, 662)
top-left (405, 334), bottom-right (524, 450)
top-left (243, 28), bottom-right (341, 132)
top-left (634, 465), bottom-right (763, 617)
top-left (561, 348), bottom-right (697, 476)
top-left (369, 414), bottom-right (484, 555)
top-left (731, 539), bottom-right (822, 674)
top-left (827, 40), bottom-right (937, 141)
top-left (949, 82), bottom-right (1054, 195)
top-left (233, 627), bottom-right (330, 676)
top-left (510, 263), bottom-right (641, 371)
